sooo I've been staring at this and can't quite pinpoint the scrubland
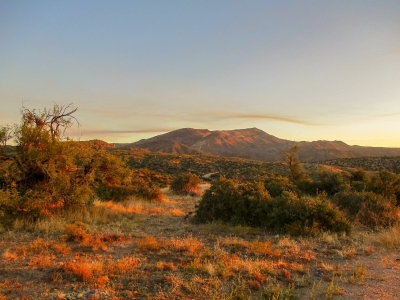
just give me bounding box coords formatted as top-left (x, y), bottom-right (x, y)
top-left (1, 104), bottom-right (400, 299)
top-left (1, 185), bottom-right (400, 299)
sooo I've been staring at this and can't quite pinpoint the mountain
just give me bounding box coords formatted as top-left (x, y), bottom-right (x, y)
top-left (132, 139), bottom-right (201, 155)
top-left (124, 128), bottom-right (400, 162)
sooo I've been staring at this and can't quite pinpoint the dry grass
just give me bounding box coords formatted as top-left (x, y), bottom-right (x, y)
top-left (1, 188), bottom-right (399, 299)
top-left (63, 257), bottom-right (103, 282)
top-left (366, 226), bottom-right (400, 250)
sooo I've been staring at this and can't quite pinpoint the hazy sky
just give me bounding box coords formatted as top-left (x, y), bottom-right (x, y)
top-left (1, 1), bottom-right (400, 146)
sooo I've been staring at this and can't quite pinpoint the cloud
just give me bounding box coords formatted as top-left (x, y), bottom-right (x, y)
top-left (70, 129), bottom-right (174, 136)
top-left (227, 113), bottom-right (319, 125)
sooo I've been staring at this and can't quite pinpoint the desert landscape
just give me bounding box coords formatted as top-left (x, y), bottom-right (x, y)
top-left (1, 104), bottom-right (400, 299)
top-left (2, 1), bottom-right (400, 299)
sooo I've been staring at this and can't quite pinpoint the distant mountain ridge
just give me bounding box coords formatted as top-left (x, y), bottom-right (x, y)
top-left (121, 128), bottom-right (400, 162)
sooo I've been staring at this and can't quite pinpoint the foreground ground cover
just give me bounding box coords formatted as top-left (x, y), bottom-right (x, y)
top-left (1, 185), bottom-right (400, 299)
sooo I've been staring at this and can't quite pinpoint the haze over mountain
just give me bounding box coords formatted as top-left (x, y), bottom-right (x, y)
top-left (122, 128), bottom-right (400, 163)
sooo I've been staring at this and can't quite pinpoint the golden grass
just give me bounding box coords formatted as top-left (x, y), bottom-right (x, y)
top-left (2, 185), bottom-right (399, 299)
top-left (28, 253), bottom-right (54, 268)
top-left (170, 208), bottom-right (186, 216)
top-left (107, 256), bottom-right (141, 276)
top-left (2, 249), bottom-right (18, 261)
top-left (62, 254), bottom-right (141, 288)
top-left (135, 235), bottom-right (203, 255)
top-left (157, 261), bottom-right (175, 271)
top-left (248, 240), bottom-right (281, 257)
top-left (63, 257), bottom-right (103, 282)
top-left (220, 237), bottom-right (281, 257)
top-left (135, 236), bottom-right (162, 252)
top-left (64, 221), bottom-right (131, 251)
top-left (366, 226), bottom-right (400, 250)
top-left (94, 199), bottom-right (168, 215)
top-left (168, 235), bottom-right (203, 254)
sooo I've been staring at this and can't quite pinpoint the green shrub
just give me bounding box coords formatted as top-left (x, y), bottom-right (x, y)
top-left (296, 178), bottom-right (319, 196)
top-left (195, 178), bottom-right (350, 236)
top-left (334, 190), bottom-right (399, 228)
top-left (314, 168), bottom-right (347, 196)
top-left (264, 191), bottom-right (351, 236)
top-left (92, 150), bottom-right (134, 201)
top-left (131, 168), bottom-right (171, 188)
top-left (131, 177), bottom-right (164, 201)
top-left (195, 177), bottom-right (271, 226)
top-left (367, 170), bottom-right (400, 205)
top-left (0, 104), bottom-right (135, 219)
top-left (194, 177), bottom-right (240, 223)
top-left (264, 175), bottom-right (296, 197)
top-left (170, 172), bottom-right (201, 195)
top-left (350, 168), bottom-right (368, 182)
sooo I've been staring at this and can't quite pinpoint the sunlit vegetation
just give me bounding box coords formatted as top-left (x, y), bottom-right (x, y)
top-left (170, 172), bottom-right (201, 196)
top-left (195, 177), bottom-right (351, 236)
top-left (1, 104), bottom-right (400, 299)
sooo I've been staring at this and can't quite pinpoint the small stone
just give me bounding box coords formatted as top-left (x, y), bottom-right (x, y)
top-left (86, 290), bottom-right (96, 299)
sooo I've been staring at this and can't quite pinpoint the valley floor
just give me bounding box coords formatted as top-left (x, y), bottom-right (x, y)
top-left (1, 184), bottom-right (399, 299)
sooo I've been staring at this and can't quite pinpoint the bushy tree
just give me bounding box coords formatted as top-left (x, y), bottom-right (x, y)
top-left (285, 145), bottom-right (306, 182)
top-left (194, 177), bottom-right (271, 226)
top-left (170, 172), bottom-right (201, 195)
top-left (264, 174), bottom-right (296, 197)
top-left (195, 177), bottom-right (351, 236)
top-left (368, 170), bottom-right (400, 204)
top-left (0, 104), bottom-right (134, 220)
top-left (334, 190), bottom-right (399, 228)
top-left (265, 191), bottom-right (351, 236)
top-left (314, 168), bottom-right (348, 196)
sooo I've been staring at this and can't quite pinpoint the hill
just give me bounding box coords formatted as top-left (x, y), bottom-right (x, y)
top-left (122, 128), bottom-right (400, 162)
top-left (324, 156), bottom-right (400, 174)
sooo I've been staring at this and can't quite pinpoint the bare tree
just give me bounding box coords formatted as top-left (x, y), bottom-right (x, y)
top-left (0, 125), bottom-right (14, 156)
top-left (20, 103), bottom-right (79, 141)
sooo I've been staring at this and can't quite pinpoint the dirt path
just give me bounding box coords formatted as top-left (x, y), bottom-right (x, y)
top-left (345, 252), bottom-right (400, 299)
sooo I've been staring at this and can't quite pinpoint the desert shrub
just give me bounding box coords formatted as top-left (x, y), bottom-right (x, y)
top-left (367, 170), bottom-right (400, 204)
top-left (131, 177), bottom-right (164, 201)
top-left (0, 106), bottom-right (94, 219)
top-left (296, 178), bottom-right (319, 196)
top-left (334, 190), bottom-right (399, 228)
top-left (264, 192), bottom-right (351, 236)
top-left (351, 168), bottom-right (369, 182)
top-left (232, 180), bottom-right (272, 226)
top-left (0, 104), bottom-right (134, 220)
top-left (314, 168), bottom-right (348, 196)
top-left (264, 175), bottom-right (296, 197)
top-left (92, 150), bottom-right (134, 201)
top-left (194, 177), bottom-right (241, 223)
top-left (351, 181), bottom-right (367, 192)
top-left (131, 168), bottom-right (171, 188)
top-left (127, 170), bottom-right (165, 201)
top-left (170, 172), bottom-right (201, 195)
top-left (195, 178), bottom-right (351, 236)
top-left (195, 177), bottom-right (272, 226)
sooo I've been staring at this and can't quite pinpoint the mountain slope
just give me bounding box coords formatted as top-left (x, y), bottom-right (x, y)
top-left (127, 128), bottom-right (400, 162)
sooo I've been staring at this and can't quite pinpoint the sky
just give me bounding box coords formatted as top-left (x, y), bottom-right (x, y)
top-left (1, 0), bottom-right (400, 147)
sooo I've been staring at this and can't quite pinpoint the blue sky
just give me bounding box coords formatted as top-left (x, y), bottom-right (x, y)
top-left (1, 0), bottom-right (400, 146)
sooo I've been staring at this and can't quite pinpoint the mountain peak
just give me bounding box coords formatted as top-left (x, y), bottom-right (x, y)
top-left (130, 128), bottom-right (400, 162)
